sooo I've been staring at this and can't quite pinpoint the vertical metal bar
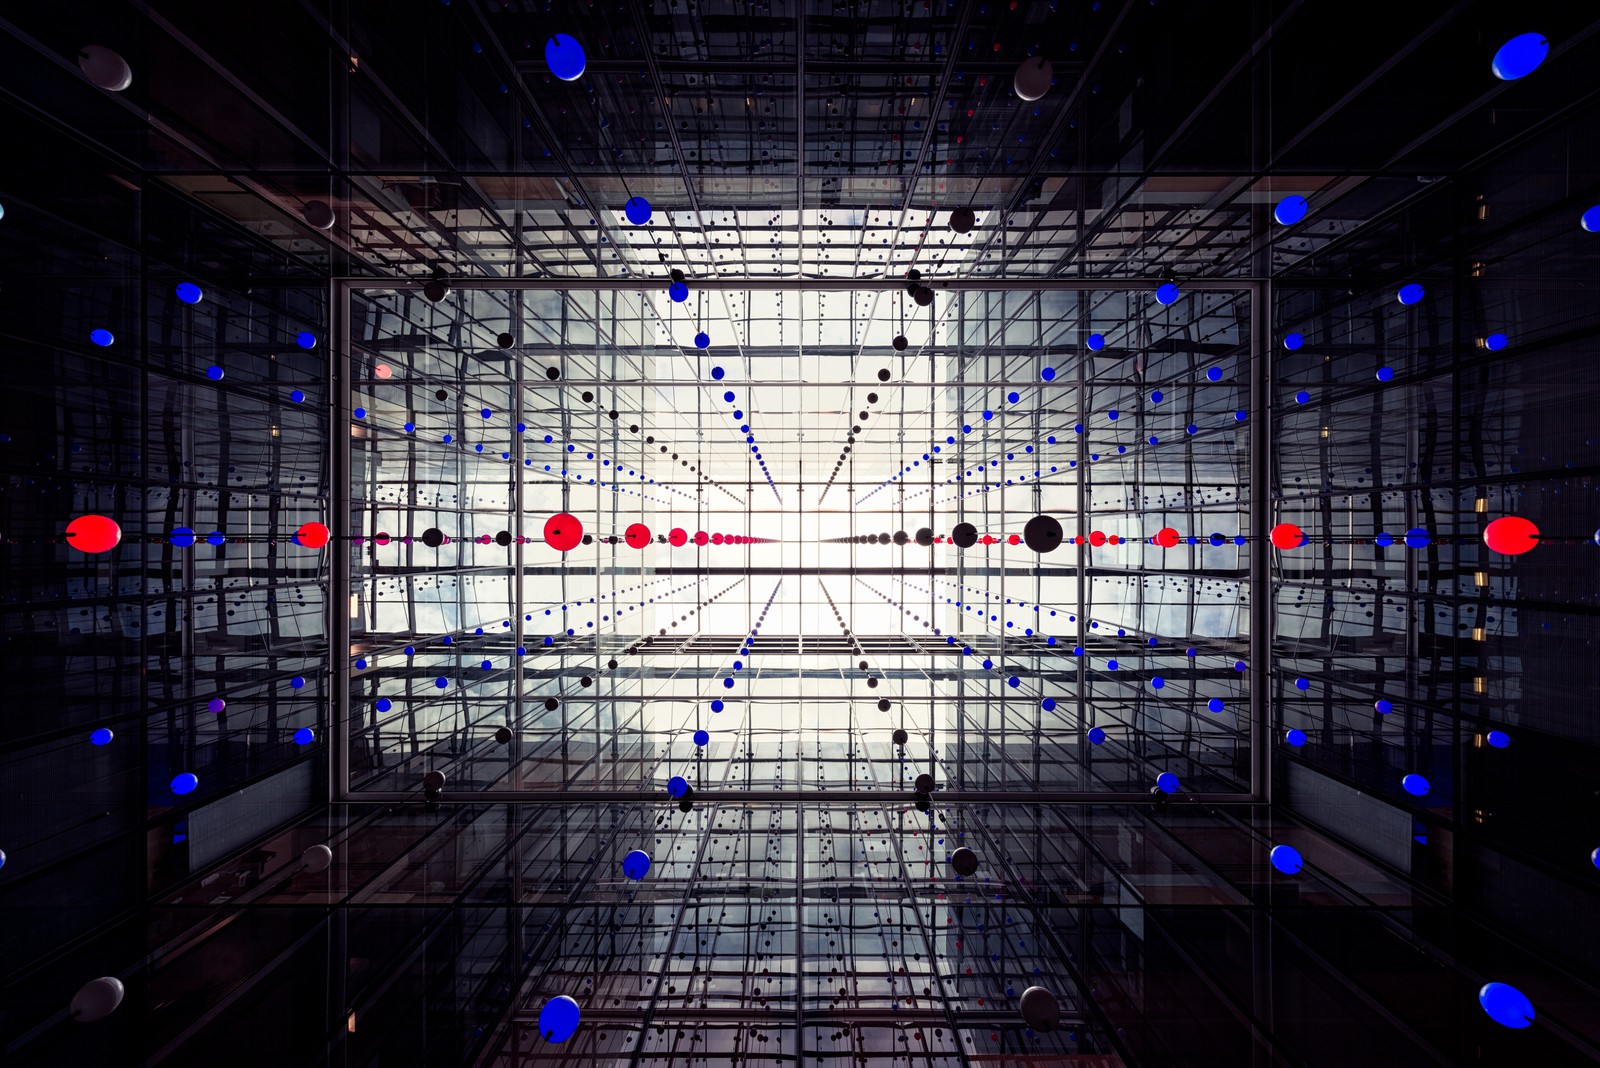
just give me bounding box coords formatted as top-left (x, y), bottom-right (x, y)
top-left (1248, 276), bottom-right (1271, 804)
top-left (332, 278), bottom-right (352, 801)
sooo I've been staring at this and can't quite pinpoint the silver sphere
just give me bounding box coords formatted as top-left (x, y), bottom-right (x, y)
top-left (70, 977), bottom-right (125, 1022)
top-left (1019, 985), bottom-right (1061, 1032)
top-left (302, 844), bottom-right (334, 873)
top-left (78, 46), bottom-right (132, 92)
top-left (1014, 56), bottom-right (1053, 102)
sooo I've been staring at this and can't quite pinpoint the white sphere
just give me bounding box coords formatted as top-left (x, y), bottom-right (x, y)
top-left (1019, 985), bottom-right (1061, 1032)
top-left (302, 844), bottom-right (334, 873)
top-left (1014, 56), bottom-right (1053, 102)
top-left (302, 200), bottom-right (336, 230)
top-left (71, 977), bottom-right (125, 1022)
top-left (78, 46), bottom-right (132, 92)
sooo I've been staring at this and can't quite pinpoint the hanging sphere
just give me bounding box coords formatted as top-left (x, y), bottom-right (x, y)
top-left (623, 196), bottom-right (652, 225)
top-left (494, 726), bottom-right (513, 744)
top-left (1483, 515), bottom-right (1539, 555)
top-left (1269, 844), bottom-right (1303, 874)
top-left (1154, 527), bottom-right (1180, 548)
top-left (1155, 771), bottom-right (1180, 794)
top-left (70, 977), bottom-right (125, 1022)
top-left (950, 847), bottom-right (979, 877)
top-left (948, 206), bottom-right (976, 234)
top-left (538, 995), bottom-right (582, 1042)
top-left (423, 279), bottom-right (448, 302)
top-left (1491, 33), bottom-right (1549, 81)
top-left (1478, 982), bottom-right (1535, 1028)
top-left (913, 773), bottom-right (935, 793)
top-left (1023, 514), bottom-right (1064, 553)
top-left (951, 522), bottom-right (978, 548)
top-left (422, 770), bottom-right (446, 793)
top-left (1013, 55), bottom-right (1053, 101)
top-left (1155, 282), bottom-right (1180, 305)
top-left (543, 513), bottom-right (583, 552)
top-left (622, 849), bottom-right (652, 880)
top-left (497, 332), bottom-right (515, 348)
top-left (294, 521), bottom-right (331, 549)
top-left (303, 200), bottom-right (336, 229)
top-left (669, 281), bottom-right (689, 302)
top-left (694, 331), bottom-right (710, 349)
top-left (544, 34), bottom-right (587, 81)
top-left (1018, 985), bottom-right (1061, 1031)
top-left (66, 514), bottom-right (122, 553)
top-left (1269, 523), bottom-right (1305, 549)
top-left (302, 844), bottom-right (334, 873)
top-left (892, 728), bottom-right (908, 746)
top-left (421, 527), bottom-right (445, 547)
top-left (913, 286), bottom-right (934, 306)
top-left (1397, 283), bottom-right (1425, 305)
top-left (78, 45), bottom-right (132, 91)
top-left (1401, 773), bottom-right (1430, 796)
top-left (1583, 205), bottom-right (1600, 233)
top-left (915, 527), bottom-right (934, 546)
top-left (668, 527), bottom-right (688, 546)
top-left (624, 522), bottom-right (651, 549)
top-left (892, 334), bottom-right (908, 350)
top-left (1273, 195), bottom-right (1309, 225)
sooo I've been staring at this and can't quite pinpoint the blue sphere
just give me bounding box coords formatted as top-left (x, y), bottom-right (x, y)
top-left (1208, 698), bottom-right (1224, 713)
top-left (694, 331), bottom-right (710, 349)
top-left (90, 329), bottom-right (115, 347)
top-left (1374, 532), bottom-right (1395, 547)
top-left (171, 772), bottom-right (199, 795)
top-left (1088, 727), bottom-right (1106, 745)
top-left (667, 775), bottom-right (688, 797)
top-left (1151, 676), bottom-right (1164, 689)
top-left (1294, 677), bottom-right (1310, 691)
top-left (1484, 332), bottom-right (1508, 351)
top-left (1283, 332), bottom-right (1303, 350)
top-left (1486, 729), bottom-right (1511, 749)
top-left (1401, 773), bottom-right (1430, 797)
top-left (1397, 283), bottom-right (1425, 306)
top-left (669, 281), bottom-right (689, 302)
top-left (1156, 772), bottom-right (1180, 794)
top-left (1478, 982), bottom-right (1535, 1028)
top-left (1273, 195), bottom-right (1308, 226)
top-left (1154, 282), bottom-right (1180, 305)
top-left (622, 849), bottom-right (652, 879)
top-left (170, 527), bottom-right (197, 547)
top-left (375, 698), bottom-right (392, 712)
top-left (1403, 527), bottom-right (1431, 548)
top-left (1491, 33), bottom-right (1548, 81)
top-left (1086, 332), bottom-right (1105, 350)
top-left (295, 331), bottom-right (317, 349)
top-left (1374, 699), bottom-right (1392, 714)
top-left (1376, 367), bottom-right (1394, 382)
top-left (291, 390), bottom-right (306, 403)
top-left (294, 727), bottom-right (315, 745)
top-left (1041, 366), bottom-right (1056, 381)
top-left (711, 366), bottom-right (724, 380)
top-left (623, 196), bottom-right (652, 224)
top-left (1206, 366), bottom-right (1223, 381)
top-left (1041, 697), bottom-right (1056, 711)
top-left (1269, 844), bottom-right (1303, 874)
top-left (90, 728), bottom-right (114, 746)
top-left (537, 995), bottom-right (582, 1042)
top-left (1582, 205), bottom-right (1600, 233)
top-left (175, 282), bottom-right (204, 304)
top-left (710, 699), bottom-right (724, 713)
top-left (1294, 390), bottom-right (1310, 404)
top-left (693, 729), bottom-right (709, 746)
top-left (206, 366), bottom-right (224, 381)
top-left (545, 34), bottom-right (587, 81)
top-left (1285, 728), bottom-right (1307, 747)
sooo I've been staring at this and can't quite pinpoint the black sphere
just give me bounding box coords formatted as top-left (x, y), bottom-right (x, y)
top-left (546, 366), bottom-right (560, 380)
top-left (423, 279), bottom-right (448, 302)
top-left (915, 527), bottom-right (934, 546)
top-left (494, 726), bottom-right (512, 744)
top-left (892, 334), bottom-right (908, 351)
top-left (950, 846), bottom-right (979, 877)
top-left (878, 699), bottom-right (891, 712)
top-left (951, 522), bottom-right (979, 548)
top-left (913, 286), bottom-right (934, 306)
top-left (1023, 514), bottom-right (1064, 553)
top-left (496, 332), bottom-right (514, 348)
top-left (949, 206), bottom-right (976, 233)
top-left (914, 773), bottom-right (935, 793)
top-left (877, 368), bottom-right (891, 382)
top-left (494, 530), bottom-right (512, 546)
top-left (893, 530), bottom-right (909, 545)
top-left (544, 697), bottom-right (559, 711)
top-left (421, 527), bottom-right (445, 547)
top-left (670, 268), bottom-right (686, 283)
top-left (892, 728), bottom-right (908, 746)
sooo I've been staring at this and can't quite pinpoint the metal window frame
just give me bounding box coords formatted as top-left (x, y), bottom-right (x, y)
top-left (330, 276), bottom-right (1269, 806)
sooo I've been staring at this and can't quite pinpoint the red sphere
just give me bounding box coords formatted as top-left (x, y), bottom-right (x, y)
top-left (295, 521), bottom-right (331, 549)
top-left (543, 513), bottom-right (582, 552)
top-left (1154, 527), bottom-right (1180, 548)
top-left (1483, 515), bottom-right (1539, 555)
top-left (1269, 523), bottom-right (1305, 550)
top-left (1088, 531), bottom-right (1107, 547)
top-left (624, 522), bottom-right (651, 549)
top-left (65, 514), bottom-right (121, 553)
top-left (1108, 535), bottom-right (1121, 545)
top-left (1007, 534), bottom-right (1021, 546)
top-left (693, 530), bottom-right (708, 546)
top-left (668, 527), bottom-right (688, 547)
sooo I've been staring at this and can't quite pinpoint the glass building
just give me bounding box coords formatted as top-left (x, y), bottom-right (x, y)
top-left (2, 3), bottom-right (1599, 1065)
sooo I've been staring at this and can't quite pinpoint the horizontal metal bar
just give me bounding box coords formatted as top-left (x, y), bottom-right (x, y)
top-left (507, 1006), bottom-right (1083, 1024)
top-left (338, 276), bottom-right (1261, 292)
top-left (335, 790), bottom-right (1261, 804)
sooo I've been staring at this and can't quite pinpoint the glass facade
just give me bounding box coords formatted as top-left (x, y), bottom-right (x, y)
top-left (2, 3), bottom-right (1599, 1067)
